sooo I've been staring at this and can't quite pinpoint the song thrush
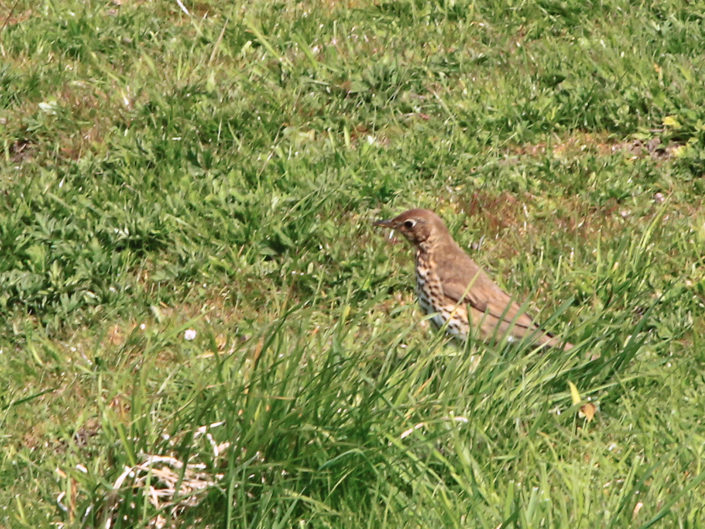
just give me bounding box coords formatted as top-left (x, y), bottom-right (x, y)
top-left (374, 208), bottom-right (572, 350)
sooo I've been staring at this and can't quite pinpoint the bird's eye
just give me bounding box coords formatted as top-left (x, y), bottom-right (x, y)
top-left (403, 219), bottom-right (416, 229)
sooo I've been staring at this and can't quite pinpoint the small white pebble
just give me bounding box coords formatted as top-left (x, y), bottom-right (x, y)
top-left (184, 329), bottom-right (197, 341)
top-left (654, 192), bottom-right (665, 203)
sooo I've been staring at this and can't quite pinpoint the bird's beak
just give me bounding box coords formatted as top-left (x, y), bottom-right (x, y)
top-left (373, 218), bottom-right (395, 229)
top-left (373, 217), bottom-right (402, 244)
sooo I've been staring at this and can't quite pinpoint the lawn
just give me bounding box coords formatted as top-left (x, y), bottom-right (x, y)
top-left (1, 0), bottom-right (705, 527)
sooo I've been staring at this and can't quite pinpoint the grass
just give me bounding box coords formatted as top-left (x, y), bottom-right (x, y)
top-left (1, 0), bottom-right (705, 527)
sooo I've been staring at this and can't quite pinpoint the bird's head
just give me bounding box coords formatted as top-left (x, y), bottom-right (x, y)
top-left (373, 208), bottom-right (449, 246)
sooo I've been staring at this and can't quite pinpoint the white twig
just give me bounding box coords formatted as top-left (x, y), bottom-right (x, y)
top-left (175, 0), bottom-right (190, 16)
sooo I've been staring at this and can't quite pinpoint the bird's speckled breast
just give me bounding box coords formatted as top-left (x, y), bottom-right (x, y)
top-left (415, 249), bottom-right (467, 338)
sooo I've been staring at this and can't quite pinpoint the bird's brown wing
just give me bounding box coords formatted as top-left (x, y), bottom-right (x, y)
top-left (434, 246), bottom-right (538, 333)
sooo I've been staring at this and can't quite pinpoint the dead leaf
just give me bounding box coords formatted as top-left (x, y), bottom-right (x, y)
top-left (569, 382), bottom-right (597, 422)
top-left (579, 402), bottom-right (596, 422)
top-left (568, 381), bottom-right (581, 405)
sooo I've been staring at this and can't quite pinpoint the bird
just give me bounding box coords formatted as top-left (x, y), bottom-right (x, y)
top-left (374, 208), bottom-right (573, 350)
